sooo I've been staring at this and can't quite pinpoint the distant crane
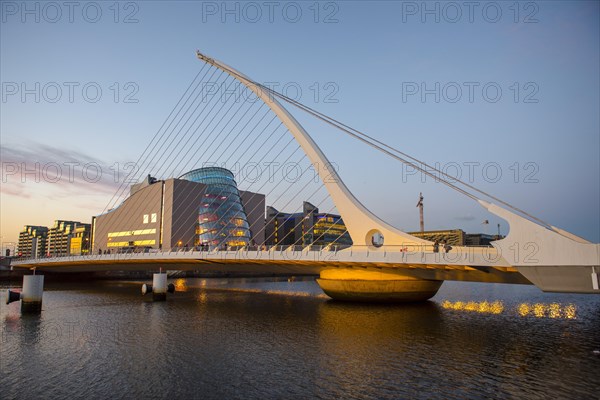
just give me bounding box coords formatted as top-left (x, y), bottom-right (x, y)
top-left (416, 192), bottom-right (424, 233)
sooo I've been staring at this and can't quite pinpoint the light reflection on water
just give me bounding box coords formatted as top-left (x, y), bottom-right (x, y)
top-left (1, 278), bottom-right (599, 399)
top-left (440, 300), bottom-right (578, 319)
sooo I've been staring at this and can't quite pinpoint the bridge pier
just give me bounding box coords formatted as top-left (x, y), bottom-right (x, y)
top-left (141, 272), bottom-right (175, 301)
top-left (316, 268), bottom-right (443, 303)
top-left (152, 272), bottom-right (168, 301)
top-left (6, 274), bottom-right (44, 313)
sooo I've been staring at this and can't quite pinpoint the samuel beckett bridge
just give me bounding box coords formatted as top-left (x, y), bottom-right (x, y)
top-left (8, 51), bottom-right (600, 311)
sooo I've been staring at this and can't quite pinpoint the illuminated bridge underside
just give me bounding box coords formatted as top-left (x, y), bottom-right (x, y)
top-left (14, 248), bottom-right (593, 292)
top-left (12, 257), bottom-right (527, 284)
top-left (12, 244), bottom-right (600, 300)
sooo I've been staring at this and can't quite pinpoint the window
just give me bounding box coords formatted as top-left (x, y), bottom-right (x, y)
top-left (143, 214), bottom-right (149, 224)
top-left (151, 213), bottom-right (157, 223)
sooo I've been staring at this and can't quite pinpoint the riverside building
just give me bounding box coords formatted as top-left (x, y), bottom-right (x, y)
top-left (17, 225), bottom-right (48, 258)
top-left (265, 201), bottom-right (353, 247)
top-left (92, 168), bottom-right (265, 253)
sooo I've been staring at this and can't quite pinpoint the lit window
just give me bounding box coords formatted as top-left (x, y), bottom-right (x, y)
top-left (151, 213), bottom-right (157, 223)
top-left (143, 214), bottom-right (149, 224)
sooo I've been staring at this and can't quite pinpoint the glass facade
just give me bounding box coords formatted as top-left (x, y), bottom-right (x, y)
top-left (265, 203), bottom-right (353, 247)
top-left (180, 167), bottom-right (251, 248)
top-left (312, 214), bottom-right (353, 246)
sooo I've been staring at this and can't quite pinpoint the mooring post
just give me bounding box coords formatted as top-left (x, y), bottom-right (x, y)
top-left (152, 272), bottom-right (168, 301)
top-left (21, 271), bottom-right (44, 313)
top-left (141, 268), bottom-right (175, 301)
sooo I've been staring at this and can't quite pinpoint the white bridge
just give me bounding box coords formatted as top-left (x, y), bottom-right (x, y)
top-left (9, 51), bottom-right (600, 303)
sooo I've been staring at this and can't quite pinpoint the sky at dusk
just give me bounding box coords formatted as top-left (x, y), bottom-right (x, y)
top-left (1, 0), bottom-right (599, 250)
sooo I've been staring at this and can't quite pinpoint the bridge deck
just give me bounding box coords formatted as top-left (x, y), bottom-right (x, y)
top-left (10, 246), bottom-right (530, 285)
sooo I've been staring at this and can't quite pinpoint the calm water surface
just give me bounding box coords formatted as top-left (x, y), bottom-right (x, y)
top-left (1, 277), bottom-right (599, 399)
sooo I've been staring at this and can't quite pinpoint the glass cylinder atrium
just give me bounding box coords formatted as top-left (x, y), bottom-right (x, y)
top-left (180, 167), bottom-right (251, 248)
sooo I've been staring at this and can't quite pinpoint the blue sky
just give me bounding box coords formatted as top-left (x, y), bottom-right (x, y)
top-left (1, 0), bottom-right (599, 248)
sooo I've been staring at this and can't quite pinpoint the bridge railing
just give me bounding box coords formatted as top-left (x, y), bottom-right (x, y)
top-left (12, 243), bottom-right (496, 265)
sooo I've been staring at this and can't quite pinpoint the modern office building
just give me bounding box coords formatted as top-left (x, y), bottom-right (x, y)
top-left (408, 229), bottom-right (467, 246)
top-left (408, 229), bottom-right (500, 246)
top-left (465, 233), bottom-right (496, 246)
top-left (69, 224), bottom-right (92, 255)
top-left (92, 168), bottom-right (265, 253)
top-left (17, 221), bottom-right (90, 258)
top-left (265, 201), bottom-right (352, 247)
top-left (312, 213), bottom-right (353, 246)
top-left (180, 167), bottom-right (253, 247)
top-left (17, 225), bottom-right (48, 258)
top-left (47, 220), bottom-right (91, 257)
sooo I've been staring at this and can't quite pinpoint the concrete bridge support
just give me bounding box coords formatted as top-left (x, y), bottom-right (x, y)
top-left (152, 272), bottom-right (168, 301)
top-left (6, 274), bottom-right (44, 313)
top-left (316, 268), bottom-right (443, 302)
top-left (142, 272), bottom-right (175, 301)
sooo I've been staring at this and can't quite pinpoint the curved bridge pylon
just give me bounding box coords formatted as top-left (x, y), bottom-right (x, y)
top-left (196, 50), bottom-right (599, 298)
top-left (195, 51), bottom-right (428, 249)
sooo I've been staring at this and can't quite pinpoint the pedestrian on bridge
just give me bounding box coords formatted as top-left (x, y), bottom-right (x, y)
top-left (444, 242), bottom-right (453, 253)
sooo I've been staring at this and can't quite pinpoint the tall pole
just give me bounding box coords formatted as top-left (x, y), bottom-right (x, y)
top-left (417, 193), bottom-right (424, 233)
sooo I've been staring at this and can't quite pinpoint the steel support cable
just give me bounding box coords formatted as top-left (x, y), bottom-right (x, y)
top-left (261, 88), bottom-right (478, 200)
top-left (104, 64), bottom-right (223, 234)
top-left (310, 207), bottom-right (351, 247)
top-left (248, 158), bottom-right (321, 241)
top-left (266, 90), bottom-right (553, 229)
top-left (168, 115), bottom-right (284, 241)
top-left (112, 66), bottom-right (219, 211)
top-left (266, 192), bottom-right (335, 248)
top-left (200, 103), bottom-right (341, 247)
top-left (210, 144), bottom-right (306, 245)
top-left (159, 75), bottom-right (238, 180)
top-left (107, 69), bottom-right (235, 257)
top-left (213, 108), bottom-right (273, 164)
top-left (169, 115), bottom-right (290, 244)
top-left (207, 138), bottom-right (304, 241)
top-left (260, 180), bottom-right (327, 247)
top-left (175, 85), bottom-right (260, 177)
top-left (169, 117), bottom-right (283, 242)
top-left (196, 102), bottom-right (264, 167)
top-left (221, 115), bottom-right (279, 166)
top-left (99, 67), bottom-right (222, 257)
top-left (169, 108), bottom-right (285, 247)
top-left (196, 63), bottom-right (479, 203)
top-left (222, 163), bottom-right (322, 248)
top-left (144, 68), bottom-right (224, 179)
top-left (102, 64), bottom-right (209, 213)
top-left (103, 64), bottom-right (209, 212)
top-left (173, 90), bottom-right (270, 178)
top-left (273, 91), bottom-right (554, 229)
top-left (112, 69), bottom-right (231, 238)
top-left (190, 103), bottom-right (341, 245)
top-left (145, 76), bottom-right (260, 236)
top-left (163, 75), bottom-right (249, 178)
top-left (135, 75), bottom-right (257, 249)
top-left (213, 109), bottom-right (274, 164)
top-left (204, 57), bottom-right (552, 229)
top-left (322, 225), bottom-right (351, 250)
top-left (207, 104), bottom-right (268, 164)
top-left (176, 121), bottom-right (288, 221)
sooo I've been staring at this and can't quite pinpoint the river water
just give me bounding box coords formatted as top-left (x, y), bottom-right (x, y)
top-left (1, 277), bottom-right (599, 399)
